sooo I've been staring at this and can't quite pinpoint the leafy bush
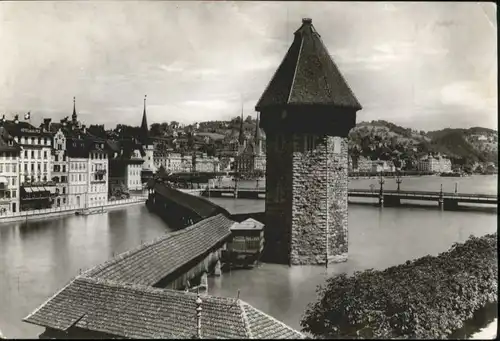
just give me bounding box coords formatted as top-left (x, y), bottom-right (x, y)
top-left (301, 233), bottom-right (498, 339)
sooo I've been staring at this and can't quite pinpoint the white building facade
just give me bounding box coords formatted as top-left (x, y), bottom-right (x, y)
top-left (0, 128), bottom-right (20, 214)
top-left (52, 129), bottom-right (69, 207)
top-left (88, 141), bottom-right (108, 207)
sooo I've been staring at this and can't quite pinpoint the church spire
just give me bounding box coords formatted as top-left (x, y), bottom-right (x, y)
top-left (72, 97), bottom-right (77, 124)
top-left (254, 112), bottom-right (262, 156)
top-left (238, 102), bottom-right (245, 146)
top-left (254, 113), bottom-right (261, 141)
top-left (140, 95), bottom-right (149, 143)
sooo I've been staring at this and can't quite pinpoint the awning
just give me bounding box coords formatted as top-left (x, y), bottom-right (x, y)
top-left (24, 187), bottom-right (33, 193)
top-left (48, 187), bottom-right (57, 194)
top-left (0, 176), bottom-right (8, 184)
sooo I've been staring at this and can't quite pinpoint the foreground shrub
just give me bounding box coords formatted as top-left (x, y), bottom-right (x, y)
top-left (301, 233), bottom-right (498, 339)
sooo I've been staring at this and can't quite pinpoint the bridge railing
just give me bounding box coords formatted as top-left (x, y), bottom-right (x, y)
top-left (206, 187), bottom-right (496, 200)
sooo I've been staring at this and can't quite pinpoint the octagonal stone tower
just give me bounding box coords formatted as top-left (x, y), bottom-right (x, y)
top-left (255, 18), bottom-right (362, 266)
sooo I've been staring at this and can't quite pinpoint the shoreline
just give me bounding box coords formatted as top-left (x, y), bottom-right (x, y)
top-left (0, 198), bottom-right (146, 225)
top-left (470, 318), bottom-right (498, 339)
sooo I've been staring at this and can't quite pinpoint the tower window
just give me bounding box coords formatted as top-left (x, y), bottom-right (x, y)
top-left (276, 133), bottom-right (285, 151)
top-left (304, 134), bottom-right (316, 152)
top-left (333, 138), bottom-right (342, 153)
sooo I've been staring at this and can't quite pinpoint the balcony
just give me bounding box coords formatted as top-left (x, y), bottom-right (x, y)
top-left (96, 169), bottom-right (107, 176)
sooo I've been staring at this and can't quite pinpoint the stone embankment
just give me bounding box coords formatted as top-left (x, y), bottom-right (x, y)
top-left (0, 196), bottom-right (147, 224)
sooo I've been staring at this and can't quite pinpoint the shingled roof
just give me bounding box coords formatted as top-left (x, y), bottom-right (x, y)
top-left (24, 276), bottom-right (305, 339)
top-left (84, 214), bottom-right (234, 286)
top-left (256, 18), bottom-right (362, 111)
top-left (154, 183), bottom-right (230, 219)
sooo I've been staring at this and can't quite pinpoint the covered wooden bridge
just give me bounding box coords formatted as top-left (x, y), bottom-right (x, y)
top-left (146, 179), bottom-right (230, 229)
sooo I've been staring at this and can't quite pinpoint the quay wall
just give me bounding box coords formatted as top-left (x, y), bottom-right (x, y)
top-left (0, 197), bottom-right (147, 224)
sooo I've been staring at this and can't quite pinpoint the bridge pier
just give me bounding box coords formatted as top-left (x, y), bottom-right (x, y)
top-left (384, 195), bottom-right (400, 207)
top-left (214, 260), bottom-right (222, 276)
top-left (443, 198), bottom-right (459, 211)
top-left (379, 194), bottom-right (384, 207)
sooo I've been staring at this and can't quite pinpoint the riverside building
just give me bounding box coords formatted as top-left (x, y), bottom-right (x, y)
top-left (51, 125), bottom-right (69, 207)
top-left (3, 115), bottom-right (56, 211)
top-left (107, 139), bottom-right (145, 194)
top-left (0, 126), bottom-right (21, 214)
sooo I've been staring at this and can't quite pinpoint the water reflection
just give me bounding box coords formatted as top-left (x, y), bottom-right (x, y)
top-left (0, 205), bottom-right (170, 339)
top-left (208, 204), bottom-right (498, 332)
top-left (0, 176), bottom-right (497, 338)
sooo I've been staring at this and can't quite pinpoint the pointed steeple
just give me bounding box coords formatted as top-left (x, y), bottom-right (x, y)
top-left (140, 95), bottom-right (149, 143)
top-left (72, 97), bottom-right (77, 124)
top-left (254, 113), bottom-right (261, 141)
top-left (254, 113), bottom-right (262, 156)
top-left (238, 103), bottom-right (245, 146)
top-left (255, 18), bottom-right (362, 111)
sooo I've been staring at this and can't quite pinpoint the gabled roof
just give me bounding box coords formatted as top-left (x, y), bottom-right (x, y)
top-left (232, 218), bottom-right (265, 231)
top-left (2, 120), bottom-right (53, 138)
top-left (24, 276), bottom-right (305, 339)
top-left (154, 183), bottom-right (230, 219)
top-left (256, 18), bottom-right (362, 111)
top-left (84, 214), bottom-right (234, 286)
top-left (0, 127), bottom-right (21, 153)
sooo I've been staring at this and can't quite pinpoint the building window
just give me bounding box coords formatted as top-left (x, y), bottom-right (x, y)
top-left (38, 150), bottom-right (41, 159)
top-left (12, 164), bottom-right (16, 173)
top-left (24, 150), bottom-right (28, 159)
top-left (12, 177), bottom-right (16, 186)
top-left (31, 151), bottom-right (35, 159)
top-left (31, 164), bottom-right (34, 172)
top-left (24, 163), bottom-right (27, 172)
top-left (44, 151), bottom-right (47, 159)
top-left (62, 165), bottom-right (66, 172)
top-left (43, 163), bottom-right (47, 172)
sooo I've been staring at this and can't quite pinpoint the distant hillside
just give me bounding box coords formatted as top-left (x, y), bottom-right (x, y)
top-left (348, 120), bottom-right (497, 168)
top-left (426, 127), bottom-right (498, 164)
top-left (149, 117), bottom-right (497, 167)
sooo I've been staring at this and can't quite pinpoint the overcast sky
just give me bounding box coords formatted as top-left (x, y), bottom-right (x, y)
top-left (0, 1), bottom-right (496, 131)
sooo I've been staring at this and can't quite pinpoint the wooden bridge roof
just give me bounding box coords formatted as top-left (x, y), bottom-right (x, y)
top-left (24, 276), bottom-right (304, 339)
top-left (83, 214), bottom-right (234, 286)
top-left (154, 182), bottom-right (230, 219)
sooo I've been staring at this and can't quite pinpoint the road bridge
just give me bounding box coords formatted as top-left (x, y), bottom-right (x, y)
top-left (201, 187), bottom-right (497, 209)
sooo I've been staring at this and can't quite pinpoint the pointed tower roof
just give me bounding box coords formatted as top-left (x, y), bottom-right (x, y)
top-left (140, 95), bottom-right (149, 142)
top-left (254, 113), bottom-right (261, 141)
top-left (72, 97), bottom-right (77, 122)
top-left (238, 104), bottom-right (245, 145)
top-left (256, 18), bottom-right (362, 111)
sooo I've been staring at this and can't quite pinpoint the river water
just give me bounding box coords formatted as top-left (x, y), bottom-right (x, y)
top-left (0, 176), bottom-right (497, 338)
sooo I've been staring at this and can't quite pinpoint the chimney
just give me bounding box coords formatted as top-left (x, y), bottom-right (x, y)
top-left (302, 18), bottom-right (312, 24)
top-left (195, 291), bottom-right (202, 339)
top-left (44, 118), bottom-right (52, 131)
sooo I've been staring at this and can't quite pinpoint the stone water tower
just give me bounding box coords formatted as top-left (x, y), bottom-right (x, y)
top-left (255, 18), bottom-right (362, 265)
